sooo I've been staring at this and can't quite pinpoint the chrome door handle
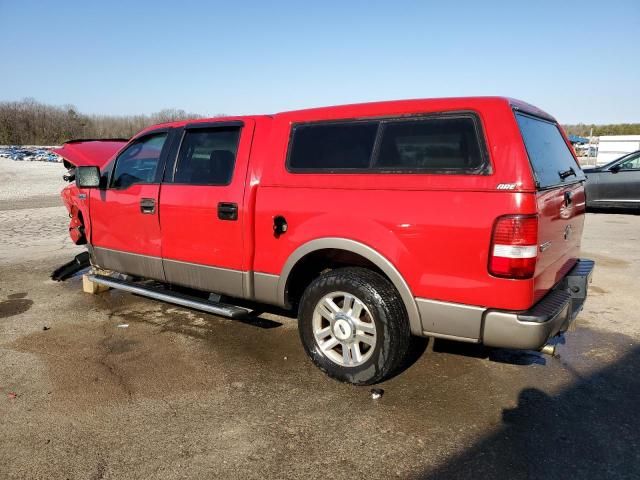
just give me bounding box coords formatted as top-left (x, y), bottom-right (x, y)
top-left (140, 198), bottom-right (156, 214)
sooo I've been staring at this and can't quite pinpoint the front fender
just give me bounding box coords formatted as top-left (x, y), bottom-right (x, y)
top-left (61, 184), bottom-right (90, 245)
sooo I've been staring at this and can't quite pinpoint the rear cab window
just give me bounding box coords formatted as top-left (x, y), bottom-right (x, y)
top-left (515, 113), bottom-right (585, 189)
top-left (287, 113), bottom-right (488, 174)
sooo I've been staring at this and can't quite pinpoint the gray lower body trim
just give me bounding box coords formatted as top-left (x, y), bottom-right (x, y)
top-left (253, 272), bottom-right (281, 305)
top-left (163, 258), bottom-right (245, 298)
top-left (416, 258), bottom-right (592, 349)
top-left (92, 246), bottom-right (165, 281)
top-left (482, 306), bottom-right (569, 350)
top-left (416, 298), bottom-right (485, 342)
top-left (416, 296), bottom-right (571, 349)
top-left (482, 259), bottom-right (593, 349)
top-left (90, 247), bottom-right (276, 303)
top-left (425, 332), bottom-right (481, 343)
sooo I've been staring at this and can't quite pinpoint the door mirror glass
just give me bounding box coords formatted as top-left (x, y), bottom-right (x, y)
top-left (76, 166), bottom-right (101, 188)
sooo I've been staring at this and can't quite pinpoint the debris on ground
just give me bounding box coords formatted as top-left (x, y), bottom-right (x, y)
top-left (43, 326), bottom-right (50, 331)
top-left (8, 392), bottom-right (18, 400)
top-left (117, 324), bottom-right (129, 328)
top-left (370, 388), bottom-right (384, 400)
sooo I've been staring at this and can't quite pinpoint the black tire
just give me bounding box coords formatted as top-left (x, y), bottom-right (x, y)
top-left (298, 267), bottom-right (411, 385)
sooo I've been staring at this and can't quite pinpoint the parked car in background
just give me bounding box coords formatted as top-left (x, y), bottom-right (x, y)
top-left (584, 150), bottom-right (640, 211)
top-left (0, 146), bottom-right (61, 162)
top-left (55, 97), bottom-right (594, 385)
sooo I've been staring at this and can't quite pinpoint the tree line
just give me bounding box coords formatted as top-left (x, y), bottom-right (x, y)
top-left (561, 123), bottom-right (640, 137)
top-left (1, 98), bottom-right (638, 145)
top-left (0, 98), bottom-right (206, 145)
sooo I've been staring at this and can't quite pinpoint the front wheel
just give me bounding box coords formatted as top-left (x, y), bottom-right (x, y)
top-left (298, 267), bottom-right (411, 385)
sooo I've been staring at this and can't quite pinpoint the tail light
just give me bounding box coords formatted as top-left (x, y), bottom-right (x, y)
top-left (489, 215), bottom-right (538, 279)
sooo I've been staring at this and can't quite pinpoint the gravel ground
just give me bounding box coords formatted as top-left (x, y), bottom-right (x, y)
top-left (0, 158), bottom-right (67, 203)
top-left (0, 159), bottom-right (639, 479)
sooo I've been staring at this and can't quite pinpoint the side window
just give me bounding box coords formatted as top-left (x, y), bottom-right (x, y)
top-left (287, 122), bottom-right (378, 171)
top-left (286, 114), bottom-right (488, 173)
top-left (112, 133), bottom-right (167, 189)
top-left (173, 127), bottom-right (241, 185)
top-left (619, 154), bottom-right (640, 170)
top-left (375, 116), bottom-right (484, 171)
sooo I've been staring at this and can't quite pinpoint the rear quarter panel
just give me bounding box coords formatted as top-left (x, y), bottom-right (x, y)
top-left (254, 187), bottom-right (539, 310)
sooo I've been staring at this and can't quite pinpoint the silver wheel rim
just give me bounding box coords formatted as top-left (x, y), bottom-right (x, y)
top-left (312, 291), bottom-right (377, 368)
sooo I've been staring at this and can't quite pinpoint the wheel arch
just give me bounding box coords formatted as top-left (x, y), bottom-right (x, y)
top-left (278, 238), bottom-right (422, 335)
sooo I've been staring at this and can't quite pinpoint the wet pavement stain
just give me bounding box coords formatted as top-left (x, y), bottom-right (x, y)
top-left (7, 292), bottom-right (28, 299)
top-left (101, 336), bottom-right (139, 355)
top-left (589, 285), bottom-right (608, 294)
top-left (0, 297), bottom-right (33, 318)
top-left (581, 251), bottom-right (631, 268)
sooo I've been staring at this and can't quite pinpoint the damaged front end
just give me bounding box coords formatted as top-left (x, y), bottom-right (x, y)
top-left (55, 139), bottom-right (127, 246)
top-left (51, 251), bottom-right (91, 281)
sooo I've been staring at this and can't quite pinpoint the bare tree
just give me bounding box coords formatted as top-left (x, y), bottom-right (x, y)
top-left (0, 98), bottom-right (207, 145)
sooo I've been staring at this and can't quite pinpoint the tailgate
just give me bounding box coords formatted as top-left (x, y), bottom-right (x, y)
top-left (515, 112), bottom-right (587, 302)
top-left (534, 183), bottom-right (586, 301)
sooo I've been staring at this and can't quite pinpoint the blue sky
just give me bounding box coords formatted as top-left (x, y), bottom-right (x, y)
top-left (1, 0), bottom-right (638, 123)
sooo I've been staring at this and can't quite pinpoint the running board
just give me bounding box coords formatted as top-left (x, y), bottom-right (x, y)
top-left (87, 274), bottom-right (250, 319)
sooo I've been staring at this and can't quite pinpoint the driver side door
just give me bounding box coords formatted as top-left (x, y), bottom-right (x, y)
top-left (89, 130), bottom-right (172, 280)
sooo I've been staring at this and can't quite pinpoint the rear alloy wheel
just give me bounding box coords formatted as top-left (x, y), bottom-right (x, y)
top-left (312, 291), bottom-right (377, 367)
top-left (298, 267), bottom-right (411, 385)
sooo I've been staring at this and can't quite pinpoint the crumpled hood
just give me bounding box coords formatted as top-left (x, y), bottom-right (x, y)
top-left (53, 139), bottom-right (128, 168)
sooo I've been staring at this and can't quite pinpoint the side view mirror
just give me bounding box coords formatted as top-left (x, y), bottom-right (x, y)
top-left (609, 164), bottom-right (621, 174)
top-left (75, 166), bottom-right (101, 188)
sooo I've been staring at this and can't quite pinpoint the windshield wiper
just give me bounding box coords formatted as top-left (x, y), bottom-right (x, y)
top-left (558, 167), bottom-right (576, 180)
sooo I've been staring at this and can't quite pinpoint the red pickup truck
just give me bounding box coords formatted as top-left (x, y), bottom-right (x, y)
top-left (57, 97), bottom-right (594, 385)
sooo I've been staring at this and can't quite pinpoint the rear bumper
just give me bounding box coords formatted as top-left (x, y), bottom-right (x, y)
top-left (482, 259), bottom-right (595, 350)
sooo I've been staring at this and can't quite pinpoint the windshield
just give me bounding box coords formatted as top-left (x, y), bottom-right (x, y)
top-left (516, 113), bottom-right (586, 189)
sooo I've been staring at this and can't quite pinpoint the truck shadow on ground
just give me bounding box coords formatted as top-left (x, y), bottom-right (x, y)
top-left (416, 344), bottom-right (640, 479)
top-left (432, 338), bottom-right (548, 366)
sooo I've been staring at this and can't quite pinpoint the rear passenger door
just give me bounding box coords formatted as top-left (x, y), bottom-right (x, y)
top-left (159, 121), bottom-right (254, 298)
